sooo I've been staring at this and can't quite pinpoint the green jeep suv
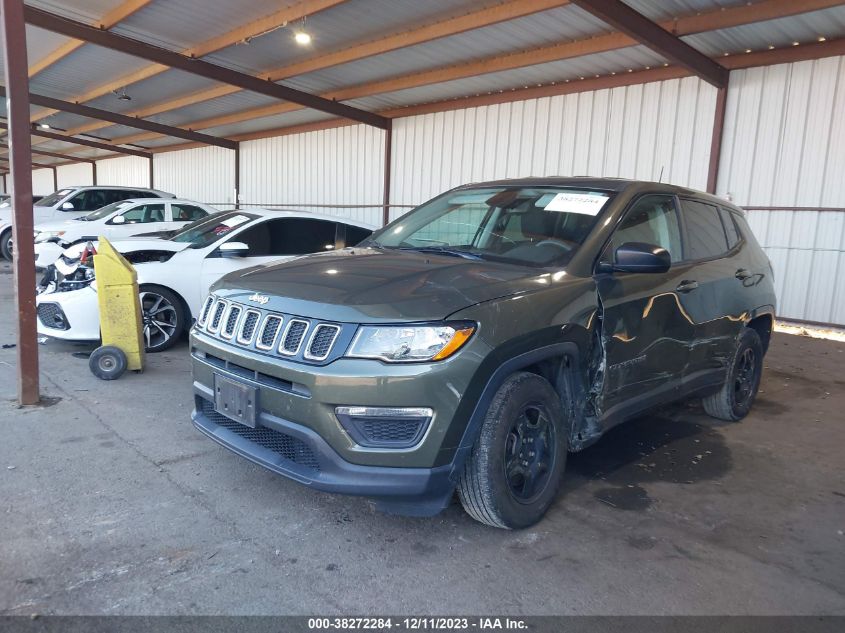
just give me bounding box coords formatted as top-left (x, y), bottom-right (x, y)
top-left (190, 178), bottom-right (776, 528)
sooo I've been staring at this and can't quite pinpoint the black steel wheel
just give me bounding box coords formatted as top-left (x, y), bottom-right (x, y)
top-left (89, 345), bottom-right (128, 381)
top-left (458, 371), bottom-right (568, 529)
top-left (702, 327), bottom-right (764, 421)
top-left (139, 285), bottom-right (185, 352)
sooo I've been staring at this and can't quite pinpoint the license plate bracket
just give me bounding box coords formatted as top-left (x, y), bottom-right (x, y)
top-left (213, 374), bottom-right (258, 428)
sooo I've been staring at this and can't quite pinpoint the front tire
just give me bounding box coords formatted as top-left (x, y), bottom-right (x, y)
top-left (702, 327), bottom-right (763, 421)
top-left (458, 372), bottom-right (568, 529)
top-left (1, 229), bottom-right (12, 261)
top-left (139, 285), bottom-right (185, 352)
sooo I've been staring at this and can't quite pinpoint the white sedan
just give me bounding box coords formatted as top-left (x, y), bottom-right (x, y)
top-left (35, 209), bottom-right (375, 352)
top-left (33, 198), bottom-right (218, 270)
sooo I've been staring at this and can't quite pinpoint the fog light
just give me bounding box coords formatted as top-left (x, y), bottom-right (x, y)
top-left (335, 406), bottom-right (433, 448)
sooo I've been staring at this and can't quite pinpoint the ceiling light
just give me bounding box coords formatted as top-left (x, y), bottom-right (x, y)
top-left (792, 41), bottom-right (800, 46)
top-left (745, 49), bottom-right (752, 53)
top-left (768, 45), bottom-right (775, 50)
top-left (39, 123), bottom-right (50, 129)
top-left (294, 31), bottom-right (311, 45)
top-left (818, 36), bottom-right (826, 42)
top-left (113, 88), bottom-right (131, 101)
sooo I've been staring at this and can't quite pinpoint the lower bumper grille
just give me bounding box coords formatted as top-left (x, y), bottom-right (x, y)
top-left (199, 399), bottom-right (320, 471)
top-left (37, 302), bottom-right (70, 330)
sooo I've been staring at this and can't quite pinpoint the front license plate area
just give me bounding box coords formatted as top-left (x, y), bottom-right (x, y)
top-left (213, 374), bottom-right (258, 428)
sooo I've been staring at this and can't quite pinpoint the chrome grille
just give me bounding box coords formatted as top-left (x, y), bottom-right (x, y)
top-left (256, 315), bottom-right (283, 350)
top-left (208, 300), bottom-right (227, 333)
top-left (199, 300), bottom-right (343, 363)
top-left (237, 310), bottom-right (261, 345)
top-left (198, 295), bottom-right (215, 326)
top-left (221, 305), bottom-right (241, 338)
top-left (280, 319), bottom-right (309, 355)
top-left (305, 324), bottom-right (340, 361)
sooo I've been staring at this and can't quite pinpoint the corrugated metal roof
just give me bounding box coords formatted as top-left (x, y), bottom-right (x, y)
top-left (684, 6), bottom-right (845, 57)
top-left (624, 0), bottom-right (751, 22)
top-left (26, 0), bottom-right (130, 23)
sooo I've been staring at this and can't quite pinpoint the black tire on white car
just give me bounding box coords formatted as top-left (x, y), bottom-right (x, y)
top-left (1, 229), bottom-right (12, 261)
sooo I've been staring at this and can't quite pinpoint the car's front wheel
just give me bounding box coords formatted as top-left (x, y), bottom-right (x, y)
top-left (458, 372), bottom-right (568, 529)
top-left (1, 229), bottom-right (12, 261)
top-left (702, 327), bottom-right (764, 421)
top-left (139, 285), bottom-right (185, 352)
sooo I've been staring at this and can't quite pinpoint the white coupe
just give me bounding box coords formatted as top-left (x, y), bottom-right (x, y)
top-left (35, 209), bottom-right (375, 351)
top-left (33, 198), bottom-right (218, 270)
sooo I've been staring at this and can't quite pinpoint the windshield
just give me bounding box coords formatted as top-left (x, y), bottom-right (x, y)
top-left (365, 186), bottom-right (612, 266)
top-left (169, 211), bottom-right (256, 248)
top-left (36, 188), bottom-right (75, 208)
top-left (81, 200), bottom-right (134, 221)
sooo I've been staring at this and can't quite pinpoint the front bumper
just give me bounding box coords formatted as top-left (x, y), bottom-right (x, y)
top-left (192, 391), bottom-right (455, 515)
top-left (35, 286), bottom-right (100, 341)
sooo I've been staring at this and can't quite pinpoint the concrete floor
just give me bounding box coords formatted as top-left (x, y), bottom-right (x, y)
top-left (1, 260), bottom-right (843, 615)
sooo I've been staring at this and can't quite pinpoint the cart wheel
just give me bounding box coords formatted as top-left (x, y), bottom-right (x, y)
top-left (89, 346), bottom-right (128, 381)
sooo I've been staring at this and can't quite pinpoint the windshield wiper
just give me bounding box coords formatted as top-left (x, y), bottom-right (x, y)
top-left (399, 246), bottom-right (483, 260)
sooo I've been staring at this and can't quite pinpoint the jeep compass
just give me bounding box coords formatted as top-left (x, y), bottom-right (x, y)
top-left (190, 178), bottom-right (776, 528)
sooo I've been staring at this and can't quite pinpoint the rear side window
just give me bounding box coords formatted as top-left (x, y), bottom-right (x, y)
top-left (719, 207), bottom-right (741, 249)
top-left (680, 199), bottom-right (729, 260)
top-left (234, 218), bottom-right (338, 256)
top-left (171, 204), bottom-right (207, 221)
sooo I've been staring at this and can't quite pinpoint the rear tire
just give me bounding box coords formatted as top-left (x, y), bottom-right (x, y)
top-left (702, 328), bottom-right (763, 421)
top-left (458, 372), bottom-right (568, 529)
top-left (1, 229), bottom-right (12, 261)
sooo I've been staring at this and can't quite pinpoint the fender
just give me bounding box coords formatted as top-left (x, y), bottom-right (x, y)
top-left (445, 340), bottom-right (585, 485)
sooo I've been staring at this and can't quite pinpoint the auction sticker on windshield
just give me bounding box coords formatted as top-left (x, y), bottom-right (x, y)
top-left (544, 192), bottom-right (609, 215)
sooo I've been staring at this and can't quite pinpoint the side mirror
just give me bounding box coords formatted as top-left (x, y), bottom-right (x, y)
top-left (610, 242), bottom-right (671, 274)
top-left (219, 241), bottom-right (249, 258)
top-left (111, 215), bottom-right (126, 225)
top-left (61, 202), bottom-right (75, 211)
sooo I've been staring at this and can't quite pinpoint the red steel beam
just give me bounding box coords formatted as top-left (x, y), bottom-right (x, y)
top-left (1, 0), bottom-right (40, 404)
top-left (570, 0), bottom-right (729, 87)
top-left (1, 123), bottom-right (153, 158)
top-left (707, 87), bottom-right (728, 193)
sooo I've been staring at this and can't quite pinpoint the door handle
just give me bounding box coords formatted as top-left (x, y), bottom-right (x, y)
top-left (675, 280), bottom-right (699, 293)
top-left (735, 268), bottom-right (752, 280)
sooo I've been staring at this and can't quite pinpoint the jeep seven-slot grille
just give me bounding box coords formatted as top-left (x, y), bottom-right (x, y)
top-left (222, 306), bottom-right (241, 338)
top-left (209, 300), bottom-right (227, 332)
top-left (198, 296), bottom-right (215, 326)
top-left (199, 297), bottom-right (343, 363)
top-left (281, 320), bottom-right (308, 355)
top-left (257, 315), bottom-right (283, 349)
top-left (305, 324), bottom-right (340, 360)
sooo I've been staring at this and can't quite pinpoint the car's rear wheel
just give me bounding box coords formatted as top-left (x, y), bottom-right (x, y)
top-left (1, 229), bottom-right (12, 261)
top-left (457, 372), bottom-right (568, 529)
top-left (702, 327), bottom-right (763, 421)
top-left (139, 285), bottom-right (185, 352)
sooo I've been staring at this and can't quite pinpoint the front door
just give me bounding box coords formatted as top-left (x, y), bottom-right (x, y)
top-left (594, 194), bottom-right (694, 422)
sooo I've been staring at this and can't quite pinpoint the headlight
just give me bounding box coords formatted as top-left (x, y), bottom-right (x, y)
top-left (34, 230), bottom-right (65, 243)
top-left (347, 322), bottom-right (475, 362)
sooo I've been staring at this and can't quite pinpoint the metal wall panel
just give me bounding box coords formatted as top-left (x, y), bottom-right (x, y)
top-left (718, 55), bottom-right (845, 325)
top-left (56, 163), bottom-right (93, 189)
top-left (389, 76), bottom-right (717, 218)
top-left (31, 168), bottom-right (54, 195)
top-left (239, 124), bottom-right (385, 227)
top-left (94, 156), bottom-right (150, 188)
top-left (152, 146), bottom-right (236, 204)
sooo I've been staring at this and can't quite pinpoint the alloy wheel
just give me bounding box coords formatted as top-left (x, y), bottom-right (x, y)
top-left (139, 291), bottom-right (178, 350)
top-left (733, 348), bottom-right (757, 408)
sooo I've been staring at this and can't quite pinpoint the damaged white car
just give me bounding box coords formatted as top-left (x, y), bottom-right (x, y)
top-left (35, 209), bottom-right (374, 351)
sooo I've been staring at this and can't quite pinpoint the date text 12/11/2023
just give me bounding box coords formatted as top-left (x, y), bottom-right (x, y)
top-left (307, 617), bottom-right (529, 630)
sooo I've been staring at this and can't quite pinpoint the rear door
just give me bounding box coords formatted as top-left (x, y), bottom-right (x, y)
top-left (594, 193), bottom-right (694, 420)
top-left (106, 202), bottom-right (170, 238)
top-left (676, 197), bottom-right (742, 383)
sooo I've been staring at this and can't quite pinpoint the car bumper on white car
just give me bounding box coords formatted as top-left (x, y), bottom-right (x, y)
top-left (36, 286), bottom-right (100, 342)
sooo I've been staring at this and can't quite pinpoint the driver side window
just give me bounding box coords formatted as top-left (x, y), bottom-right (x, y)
top-left (119, 203), bottom-right (166, 224)
top-left (608, 195), bottom-right (683, 263)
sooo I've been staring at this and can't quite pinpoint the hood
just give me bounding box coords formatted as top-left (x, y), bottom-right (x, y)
top-left (62, 237), bottom-right (190, 258)
top-left (35, 219), bottom-right (85, 232)
top-left (215, 248), bottom-right (566, 322)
